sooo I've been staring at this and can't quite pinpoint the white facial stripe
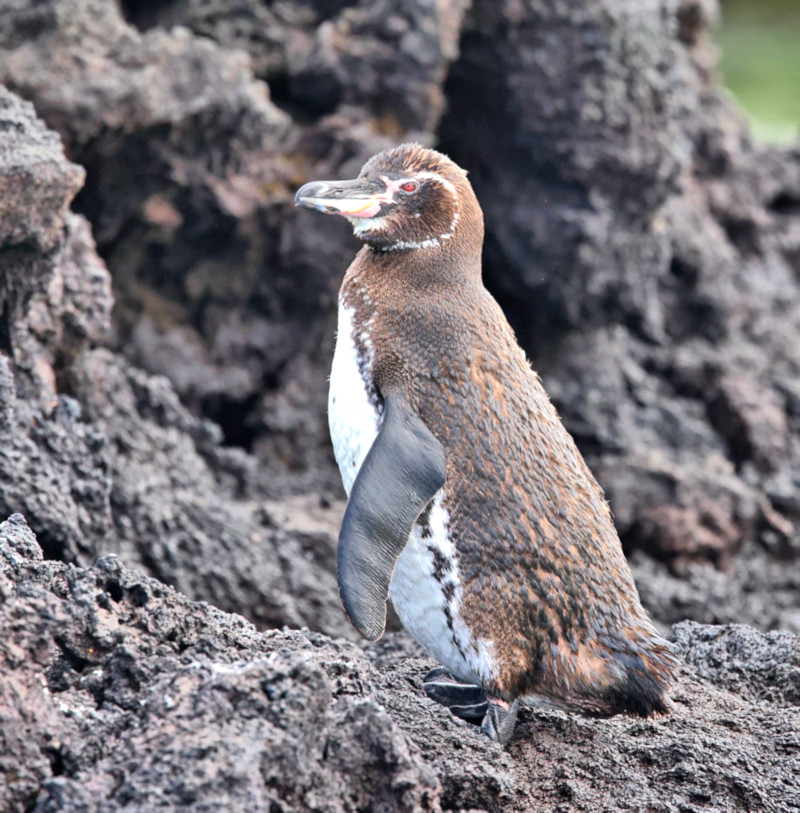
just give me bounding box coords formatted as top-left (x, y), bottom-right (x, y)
top-left (414, 172), bottom-right (460, 240)
top-left (414, 171), bottom-right (458, 199)
top-left (440, 211), bottom-right (459, 239)
top-left (381, 237), bottom-right (441, 251)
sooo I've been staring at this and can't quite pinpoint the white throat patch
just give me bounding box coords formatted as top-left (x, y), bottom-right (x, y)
top-left (381, 237), bottom-right (442, 252)
top-left (349, 215), bottom-right (391, 235)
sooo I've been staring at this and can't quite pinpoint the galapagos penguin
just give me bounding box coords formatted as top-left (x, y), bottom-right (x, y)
top-left (294, 144), bottom-right (676, 746)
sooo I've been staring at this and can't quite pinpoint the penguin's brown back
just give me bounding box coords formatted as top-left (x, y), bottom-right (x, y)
top-left (343, 256), bottom-right (675, 714)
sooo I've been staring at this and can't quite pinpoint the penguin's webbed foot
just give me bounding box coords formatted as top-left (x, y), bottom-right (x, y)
top-left (423, 667), bottom-right (519, 746)
top-left (480, 696), bottom-right (519, 747)
top-left (423, 666), bottom-right (488, 721)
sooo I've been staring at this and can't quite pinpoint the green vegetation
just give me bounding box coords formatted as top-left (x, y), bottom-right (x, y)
top-left (716, 0), bottom-right (800, 143)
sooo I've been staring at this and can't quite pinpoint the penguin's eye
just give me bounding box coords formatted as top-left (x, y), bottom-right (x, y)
top-left (400, 181), bottom-right (418, 193)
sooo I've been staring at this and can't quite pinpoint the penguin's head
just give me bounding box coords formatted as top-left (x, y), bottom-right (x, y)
top-left (295, 144), bottom-right (482, 254)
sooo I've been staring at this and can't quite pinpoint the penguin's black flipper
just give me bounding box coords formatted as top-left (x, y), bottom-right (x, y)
top-left (338, 391), bottom-right (446, 641)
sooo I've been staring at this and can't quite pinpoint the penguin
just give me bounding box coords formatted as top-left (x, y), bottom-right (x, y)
top-left (294, 144), bottom-right (676, 746)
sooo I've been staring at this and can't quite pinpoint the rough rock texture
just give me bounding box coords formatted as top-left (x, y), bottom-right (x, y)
top-left (125, 0), bottom-right (469, 134)
top-left (632, 542), bottom-right (800, 634)
top-left (0, 87), bottom-right (110, 561)
top-left (0, 0), bottom-right (330, 484)
top-left (2, 516), bottom-right (798, 812)
top-left (0, 86), bottom-right (353, 638)
top-left (671, 619), bottom-right (800, 706)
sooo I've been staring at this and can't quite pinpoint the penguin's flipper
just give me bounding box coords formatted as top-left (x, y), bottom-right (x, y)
top-left (337, 391), bottom-right (446, 641)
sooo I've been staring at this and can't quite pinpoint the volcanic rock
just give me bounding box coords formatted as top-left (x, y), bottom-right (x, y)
top-left (2, 515), bottom-right (798, 812)
top-left (439, 0), bottom-right (800, 570)
top-left (0, 86), bottom-right (351, 637)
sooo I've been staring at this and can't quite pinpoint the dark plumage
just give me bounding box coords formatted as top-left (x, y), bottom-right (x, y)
top-left (295, 143), bottom-right (677, 745)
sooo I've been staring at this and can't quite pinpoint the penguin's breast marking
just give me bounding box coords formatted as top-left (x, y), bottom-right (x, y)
top-left (389, 495), bottom-right (497, 687)
top-left (328, 303), bottom-right (381, 495)
top-left (328, 299), bottom-right (498, 687)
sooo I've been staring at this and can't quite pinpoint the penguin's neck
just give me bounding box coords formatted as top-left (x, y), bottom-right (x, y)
top-left (343, 242), bottom-right (483, 309)
top-left (339, 246), bottom-right (500, 408)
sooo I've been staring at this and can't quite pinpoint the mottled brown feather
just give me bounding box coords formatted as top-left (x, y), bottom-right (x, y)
top-left (340, 144), bottom-right (676, 714)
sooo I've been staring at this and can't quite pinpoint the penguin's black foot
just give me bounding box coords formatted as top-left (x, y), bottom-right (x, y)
top-left (480, 696), bottom-right (519, 747)
top-left (423, 667), bottom-right (488, 721)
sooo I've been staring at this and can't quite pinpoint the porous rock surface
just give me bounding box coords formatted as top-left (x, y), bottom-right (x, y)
top-left (2, 515), bottom-right (798, 812)
top-left (439, 0), bottom-right (800, 569)
top-left (0, 86), bottom-right (352, 638)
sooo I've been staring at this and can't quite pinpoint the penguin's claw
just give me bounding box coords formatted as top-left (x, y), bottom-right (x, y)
top-left (480, 696), bottom-right (519, 747)
top-left (423, 667), bottom-right (488, 721)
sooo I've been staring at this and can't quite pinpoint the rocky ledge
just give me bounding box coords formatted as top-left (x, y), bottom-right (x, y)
top-left (2, 514), bottom-right (798, 812)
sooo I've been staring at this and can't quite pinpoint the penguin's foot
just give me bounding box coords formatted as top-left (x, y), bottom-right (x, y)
top-left (423, 667), bottom-right (488, 721)
top-left (423, 668), bottom-right (519, 746)
top-left (480, 696), bottom-right (519, 747)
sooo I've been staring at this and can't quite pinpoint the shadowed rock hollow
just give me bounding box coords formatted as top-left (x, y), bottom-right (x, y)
top-left (0, 85), bottom-right (353, 639)
top-left (439, 0), bottom-right (800, 575)
top-left (1, 0), bottom-right (800, 809)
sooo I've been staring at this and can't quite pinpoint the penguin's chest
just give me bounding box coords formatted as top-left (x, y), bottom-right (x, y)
top-left (328, 304), bottom-right (381, 494)
top-left (328, 302), bottom-right (496, 687)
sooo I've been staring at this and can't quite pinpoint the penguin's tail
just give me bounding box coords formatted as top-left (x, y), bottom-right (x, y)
top-left (595, 634), bottom-right (678, 717)
top-left (517, 630), bottom-right (678, 717)
top-left (602, 651), bottom-right (676, 716)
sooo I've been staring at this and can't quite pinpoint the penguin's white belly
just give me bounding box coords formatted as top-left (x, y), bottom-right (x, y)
top-left (328, 303), bottom-right (496, 687)
top-left (328, 304), bottom-right (381, 493)
top-left (389, 495), bottom-right (496, 687)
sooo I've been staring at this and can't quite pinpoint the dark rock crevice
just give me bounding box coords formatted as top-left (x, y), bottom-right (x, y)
top-left (0, 85), bottom-right (354, 637)
top-left (438, 0), bottom-right (800, 570)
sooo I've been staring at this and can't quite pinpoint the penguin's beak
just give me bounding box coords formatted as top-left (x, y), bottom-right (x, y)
top-left (294, 177), bottom-right (390, 219)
